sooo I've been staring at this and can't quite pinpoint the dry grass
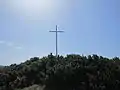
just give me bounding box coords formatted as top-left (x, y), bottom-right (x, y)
top-left (15, 85), bottom-right (45, 90)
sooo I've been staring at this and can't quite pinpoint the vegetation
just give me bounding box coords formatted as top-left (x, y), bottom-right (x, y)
top-left (15, 85), bottom-right (44, 90)
top-left (0, 53), bottom-right (120, 90)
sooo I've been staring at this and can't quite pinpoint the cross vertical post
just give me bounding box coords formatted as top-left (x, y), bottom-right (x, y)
top-left (49, 25), bottom-right (64, 60)
top-left (56, 25), bottom-right (58, 59)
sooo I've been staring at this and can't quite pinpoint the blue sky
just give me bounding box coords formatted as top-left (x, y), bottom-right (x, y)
top-left (0, 0), bottom-right (120, 65)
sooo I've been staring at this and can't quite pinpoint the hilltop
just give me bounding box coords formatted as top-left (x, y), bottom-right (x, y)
top-left (0, 53), bottom-right (120, 90)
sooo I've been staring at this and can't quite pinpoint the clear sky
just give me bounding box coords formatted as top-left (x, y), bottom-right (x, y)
top-left (0, 0), bottom-right (120, 65)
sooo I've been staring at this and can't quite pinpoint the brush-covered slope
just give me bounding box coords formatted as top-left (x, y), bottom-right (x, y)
top-left (0, 53), bottom-right (120, 90)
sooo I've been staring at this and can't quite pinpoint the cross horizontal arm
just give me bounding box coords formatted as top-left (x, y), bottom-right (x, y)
top-left (49, 31), bottom-right (64, 32)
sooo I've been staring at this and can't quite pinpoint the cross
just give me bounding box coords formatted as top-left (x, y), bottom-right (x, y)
top-left (49, 25), bottom-right (64, 59)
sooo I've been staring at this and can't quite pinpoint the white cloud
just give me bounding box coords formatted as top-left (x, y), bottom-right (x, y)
top-left (7, 42), bottom-right (14, 47)
top-left (0, 40), bottom-right (23, 50)
top-left (15, 46), bottom-right (23, 50)
top-left (0, 41), bottom-right (5, 44)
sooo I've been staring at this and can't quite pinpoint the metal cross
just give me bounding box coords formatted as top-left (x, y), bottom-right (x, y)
top-left (49, 25), bottom-right (64, 59)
